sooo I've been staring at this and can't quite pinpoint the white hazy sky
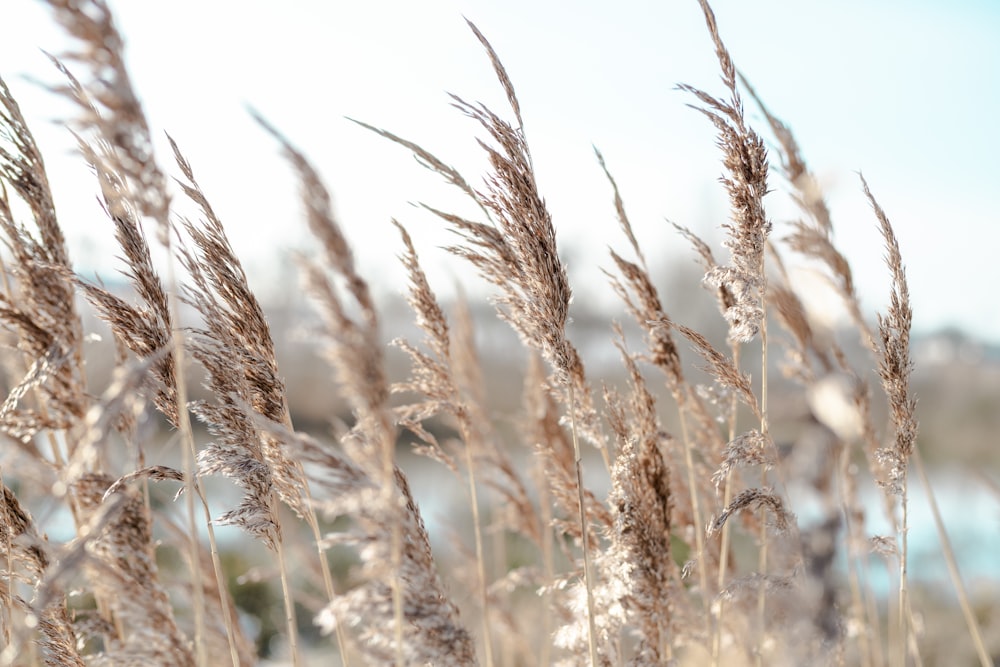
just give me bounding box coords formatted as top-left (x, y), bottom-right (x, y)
top-left (2, 1), bottom-right (999, 342)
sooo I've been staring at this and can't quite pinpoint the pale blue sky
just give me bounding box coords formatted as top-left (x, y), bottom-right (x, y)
top-left (2, 1), bottom-right (999, 341)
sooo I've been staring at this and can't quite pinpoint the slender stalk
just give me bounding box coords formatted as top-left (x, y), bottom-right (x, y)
top-left (756, 298), bottom-right (770, 667)
top-left (537, 454), bottom-right (555, 667)
top-left (0, 468), bottom-right (11, 648)
top-left (912, 448), bottom-right (991, 667)
top-left (197, 485), bottom-right (241, 667)
top-left (712, 344), bottom-right (741, 666)
top-left (464, 444), bottom-right (495, 667)
top-left (380, 417), bottom-right (405, 667)
top-left (163, 254), bottom-right (240, 667)
top-left (279, 404), bottom-right (344, 666)
top-left (391, 537), bottom-right (404, 666)
top-left (172, 334), bottom-right (209, 667)
top-left (905, 601), bottom-right (925, 667)
top-left (838, 444), bottom-right (874, 667)
top-left (569, 382), bottom-right (599, 667)
top-left (862, 549), bottom-right (885, 667)
top-left (675, 395), bottom-right (709, 631)
top-left (275, 528), bottom-right (301, 667)
top-left (298, 472), bottom-right (351, 666)
top-left (490, 525), bottom-right (511, 667)
top-left (898, 478), bottom-right (909, 667)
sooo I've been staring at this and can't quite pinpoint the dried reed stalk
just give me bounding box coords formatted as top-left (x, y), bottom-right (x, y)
top-left (864, 176), bottom-right (919, 667)
top-left (680, 2), bottom-right (778, 662)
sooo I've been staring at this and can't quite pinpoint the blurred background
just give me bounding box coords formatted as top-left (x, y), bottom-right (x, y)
top-left (1, 1), bottom-right (998, 661)
top-left (2, 0), bottom-right (998, 341)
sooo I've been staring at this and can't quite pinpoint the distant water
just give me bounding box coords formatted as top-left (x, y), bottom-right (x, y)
top-left (787, 466), bottom-right (1000, 599)
top-left (857, 468), bottom-right (999, 590)
top-left (48, 456), bottom-right (994, 601)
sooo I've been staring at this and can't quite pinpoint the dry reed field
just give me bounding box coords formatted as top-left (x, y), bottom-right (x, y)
top-left (0, 1), bottom-right (996, 666)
